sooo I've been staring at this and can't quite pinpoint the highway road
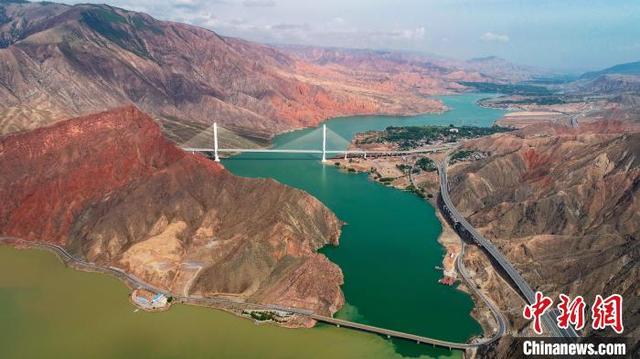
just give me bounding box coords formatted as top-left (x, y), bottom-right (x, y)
top-left (438, 158), bottom-right (579, 338)
top-left (1, 236), bottom-right (504, 350)
top-left (0, 148), bottom-right (578, 346)
top-left (456, 242), bottom-right (508, 339)
top-left (407, 156), bottom-right (507, 341)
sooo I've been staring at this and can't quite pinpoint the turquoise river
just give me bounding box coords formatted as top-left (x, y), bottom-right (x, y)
top-left (0, 93), bottom-right (504, 359)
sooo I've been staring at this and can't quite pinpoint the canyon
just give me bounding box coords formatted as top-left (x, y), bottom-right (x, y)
top-left (448, 113), bottom-right (640, 355)
top-left (0, 106), bottom-right (344, 324)
top-left (329, 102), bottom-right (640, 355)
top-left (0, 1), bottom-right (495, 146)
top-left (2, 1), bottom-right (639, 357)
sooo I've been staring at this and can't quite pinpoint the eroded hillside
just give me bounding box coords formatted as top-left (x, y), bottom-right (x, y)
top-left (0, 2), bottom-right (471, 144)
top-left (448, 119), bottom-right (640, 348)
top-left (0, 106), bottom-right (344, 322)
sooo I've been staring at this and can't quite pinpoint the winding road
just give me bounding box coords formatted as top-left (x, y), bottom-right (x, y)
top-left (438, 157), bottom-right (579, 338)
top-left (456, 242), bottom-right (508, 340)
top-left (407, 155), bottom-right (507, 341)
top-left (1, 235), bottom-right (505, 350)
top-left (0, 148), bottom-right (578, 350)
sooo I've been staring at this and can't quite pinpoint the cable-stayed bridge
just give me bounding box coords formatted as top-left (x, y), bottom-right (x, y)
top-left (181, 123), bottom-right (457, 160)
top-left (178, 122), bottom-right (577, 344)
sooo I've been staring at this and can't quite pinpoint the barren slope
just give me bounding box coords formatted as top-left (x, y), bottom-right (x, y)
top-left (0, 2), bottom-right (450, 142)
top-left (448, 120), bottom-right (639, 346)
top-left (0, 106), bottom-right (344, 319)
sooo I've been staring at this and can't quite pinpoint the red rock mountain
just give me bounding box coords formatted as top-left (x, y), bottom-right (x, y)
top-left (0, 106), bottom-right (344, 319)
top-left (0, 1), bottom-right (466, 143)
top-left (448, 120), bottom-right (640, 344)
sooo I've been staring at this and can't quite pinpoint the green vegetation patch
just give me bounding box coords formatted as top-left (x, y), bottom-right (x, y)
top-left (80, 7), bottom-right (157, 58)
top-left (495, 96), bottom-right (565, 105)
top-left (405, 185), bottom-right (426, 198)
top-left (416, 157), bottom-right (436, 172)
top-left (459, 81), bottom-right (554, 96)
top-left (449, 149), bottom-right (488, 164)
top-left (249, 311), bottom-right (276, 321)
top-left (82, 7), bottom-right (127, 25)
top-left (131, 15), bottom-right (164, 35)
top-left (451, 150), bottom-right (474, 161)
top-left (243, 310), bottom-right (285, 323)
top-left (356, 125), bottom-right (512, 150)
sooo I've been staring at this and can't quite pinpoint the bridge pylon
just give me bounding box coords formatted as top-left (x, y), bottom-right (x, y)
top-left (213, 122), bottom-right (220, 162)
top-left (321, 124), bottom-right (327, 162)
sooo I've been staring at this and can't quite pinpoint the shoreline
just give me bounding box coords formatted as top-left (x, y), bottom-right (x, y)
top-left (434, 212), bottom-right (500, 342)
top-left (327, 156), bottom-right (500, 343)
top-left (221, 98), bottom-right (452, 152)
top-left (0, 237), bottom-right (316, 329)
top-left (4, 92), bottom-right (503, 350)
top-left (0, 238), bottom-right (493, 351)
top-left (327, 144), bottom-right (505, 344)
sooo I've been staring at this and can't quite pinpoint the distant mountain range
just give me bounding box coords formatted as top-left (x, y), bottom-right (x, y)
top-left (0, 1), bottom-right (556, 145)
top-left (1, 1), bottom-right (508, 145)
top-left (463, 56), bottom-right (552, 82)
top-left (581, 60), bottom-right (640, 79)
top-left (279, 46), bottom-right (547, 83)
top-left (567, 60), bottom-right (640, 95)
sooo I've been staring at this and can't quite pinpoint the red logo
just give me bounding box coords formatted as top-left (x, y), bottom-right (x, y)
top-left (523, 291), bottom-right (553, 335)
top-left (592, 294), bottom-right (624, 334)
top-left (522, 292), bottom-right (624, 335)
top-left (557, 294), bottom-right (586, 331)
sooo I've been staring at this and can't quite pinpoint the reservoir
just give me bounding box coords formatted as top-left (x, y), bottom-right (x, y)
top-left (0, 93), bottom-right (504, 358)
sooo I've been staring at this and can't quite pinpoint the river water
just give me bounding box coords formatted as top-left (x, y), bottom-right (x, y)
top-left (0, 93), bottom-right (504, 358)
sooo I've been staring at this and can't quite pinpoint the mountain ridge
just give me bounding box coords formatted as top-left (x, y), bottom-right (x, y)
top-left (581, 60), bottom-right (640, 79)
top-left (0, 1), bottom-right (462, 144)
top-left (0, 105), bottom-right (345, 323)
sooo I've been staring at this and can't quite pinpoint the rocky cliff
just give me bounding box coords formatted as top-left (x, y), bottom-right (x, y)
top-left (448, 119), bottom-right (639, 347)
top-left (0, 106), bottom-right (344, 319)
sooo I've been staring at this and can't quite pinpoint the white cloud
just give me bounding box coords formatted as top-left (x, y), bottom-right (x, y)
top-left (480, 32), bottom-right (509, 43)
top-left (270, 23), bottom-right (311, 31)
top-left (398, 27), bottom-right (425, 40)
top-left (242, 0), bottom-right (276, 7)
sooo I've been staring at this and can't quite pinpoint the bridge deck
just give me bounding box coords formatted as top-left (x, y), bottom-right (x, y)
top-left (310, 314), bottom-right (472, 349)
top-left (182, 145), bottom-right (456, 156)
top-left (1, 237), bottom-right (485, 351)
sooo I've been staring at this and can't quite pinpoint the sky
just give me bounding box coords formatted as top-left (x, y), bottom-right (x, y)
top-left (61, 0), bottom-right (640, 72)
